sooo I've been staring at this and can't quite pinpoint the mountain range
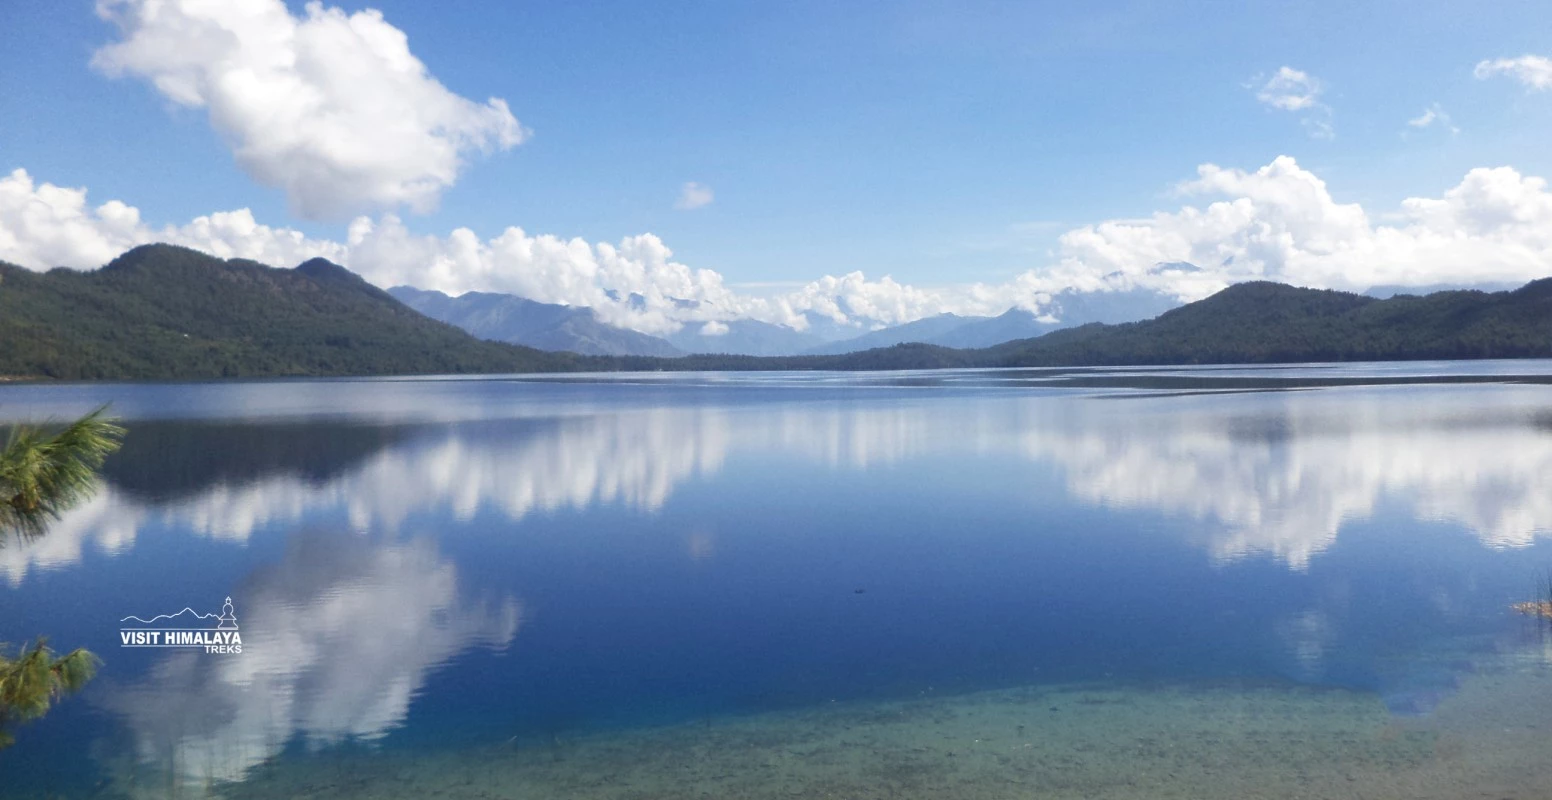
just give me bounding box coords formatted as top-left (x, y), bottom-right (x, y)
top-left (387, 286), bottom-right (683, 357)
top-left (4, 244), bottom-right (1551, 380)
top-left (801, 287), bottom-right (1183, 354)
top-left (393, 281), bottom-right (1182, 357)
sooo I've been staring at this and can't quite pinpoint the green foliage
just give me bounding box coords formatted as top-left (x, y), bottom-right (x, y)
top-left (0, 408), bottom-right (125, 538)
top-left (0, 639), bottom-right (101, 749)
top-left (0, 410), bottom-right (121, 748)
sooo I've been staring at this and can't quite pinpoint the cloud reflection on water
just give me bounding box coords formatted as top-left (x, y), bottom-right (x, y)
top-left (101, 532), bottom-right (519, 794)
top-left (4, 388), bottom-right (1551, 587)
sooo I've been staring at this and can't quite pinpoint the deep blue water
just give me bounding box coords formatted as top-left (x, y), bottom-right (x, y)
top-left (2, 364), bottom-right (1551, 797)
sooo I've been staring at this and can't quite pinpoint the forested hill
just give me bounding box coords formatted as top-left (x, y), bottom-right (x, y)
top-left (0, 244), bottom-right (579, 380)
top-left (978, 280), bottom-right (1552, 367)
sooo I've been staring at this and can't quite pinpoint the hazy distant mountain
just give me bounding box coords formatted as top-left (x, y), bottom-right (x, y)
top-left (924, 308), bottom-right (1053, 349)
top-left (667, 319), bottom-right (827, 356)
top-left (796, 311), bottom-right (868, 343)
top-left (804, 313), bottom-right (987, 355)
top-left (931, 288), bottom-right (1181, 348)
top-left (0, 244), bottom-right (571, 380)
top-left (388, 287), bottom-right (681, 357)
top-left (803, 287), bottom-right (1182, 353)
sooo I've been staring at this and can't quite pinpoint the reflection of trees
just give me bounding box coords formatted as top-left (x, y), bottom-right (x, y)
top-left (100, 421), bottom-right (413, 504)
top-left (101, 531), bottom-right (521, 797)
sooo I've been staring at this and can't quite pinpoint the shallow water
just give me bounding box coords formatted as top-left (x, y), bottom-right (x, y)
top-left (2, 363), bottom-right (1551, 798)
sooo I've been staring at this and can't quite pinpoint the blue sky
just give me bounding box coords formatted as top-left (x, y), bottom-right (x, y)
top-left (3, 1), bottom-right (1552, 333)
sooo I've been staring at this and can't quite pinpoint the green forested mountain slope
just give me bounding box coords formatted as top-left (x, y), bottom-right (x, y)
top-left (982, 281), bottom-right (1552, 366)
top-left (0, 244), bottom-right (575, 380)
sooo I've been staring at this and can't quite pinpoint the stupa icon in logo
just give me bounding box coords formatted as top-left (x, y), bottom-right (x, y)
top-left (216, 596), bottom-right (239, 631)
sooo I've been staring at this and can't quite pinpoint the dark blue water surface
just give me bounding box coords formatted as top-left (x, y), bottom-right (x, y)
top-left (2, 365), bottom-right (1551, 797)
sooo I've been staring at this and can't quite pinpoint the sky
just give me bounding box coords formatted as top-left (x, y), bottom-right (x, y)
top-left (2, 0), bottom-right (1552, 335)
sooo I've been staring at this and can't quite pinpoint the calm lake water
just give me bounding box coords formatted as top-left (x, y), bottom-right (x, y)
top-left (2, 364), bottom-right (1551, 799)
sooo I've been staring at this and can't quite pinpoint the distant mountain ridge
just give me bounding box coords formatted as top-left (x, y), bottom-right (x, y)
top-left (667, 318), bottom-right (831, 356)
top-left (388, 286), bottom-right (682, 357)
top-left (803, 286), bottom-right (1182, 354)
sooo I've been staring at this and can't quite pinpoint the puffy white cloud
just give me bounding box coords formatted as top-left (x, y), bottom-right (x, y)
top-left (1251, 66), bottom-right (1334, 139)
top-left (675, 182), bottom-right (715, 210)
top-left (92, 0), bottom-right (525, 220)
top-left (0, 168), bottom-right (144, 268)
top-left (1474, 54), bottom-right (1552, 91)
top-left (0, 168), bottom-right (344, 270)
top-left (6, 155), bottom-right (1552, 336)
top-left (1051, 156), bottom-right (1552, 299)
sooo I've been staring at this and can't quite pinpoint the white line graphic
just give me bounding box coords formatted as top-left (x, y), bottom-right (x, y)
top-left (120, 608), bottom-right (219, 625)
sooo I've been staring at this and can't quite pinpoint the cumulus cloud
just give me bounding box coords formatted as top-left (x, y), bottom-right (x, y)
top-left (1474, 54), bottom-right (1552, 91)
top-left (675, 182), bottom-right (715, 210)
top-left (1049, 156), bottom-right (1552, 298)
top-left (7, 156), bottom-right (1552, 336)
top-left (0, 168), bottom-right (344, 270)
top-left (1251, 66), bottom-right (1334, 139)
top-left (92, 0), bottom-right (526, 220)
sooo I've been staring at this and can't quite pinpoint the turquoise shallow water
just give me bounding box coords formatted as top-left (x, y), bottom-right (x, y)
top-left (1, 363), bottom-right (1551, 798)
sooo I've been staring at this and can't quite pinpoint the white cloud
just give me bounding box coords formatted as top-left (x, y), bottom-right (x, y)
top-left (1407, 103), bottom-right (1459, 134)
top-left (1255, 66), bottom-right (1323, 111)
top-left (1474, 54), bottom-right (1552, 91)
top-left (1252, 66), bottom-right (1334, 139)
top-left (6, 156), bottom-right (1552, 337)
top-left (1049, 156), bottom-right (1552, 298)
top-left (675, 182), bottom-right (715, 210)
top-left (0, 168), bottom-right (345, 270)
top-left (92, 0), bottom-right (526, 220)
top-left (699, 320), bottom-right (729, 336)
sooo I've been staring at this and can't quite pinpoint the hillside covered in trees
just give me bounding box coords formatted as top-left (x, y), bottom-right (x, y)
top-left (3, 244), bottom-right (1551, 380)
top-left (0, 245), bottom-right (579, 380)
top-left (979, 280), bottom-right (1552, 367)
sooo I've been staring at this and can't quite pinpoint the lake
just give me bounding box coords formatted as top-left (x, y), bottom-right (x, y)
top-left (2, 364), bottom-right (1551, 799)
